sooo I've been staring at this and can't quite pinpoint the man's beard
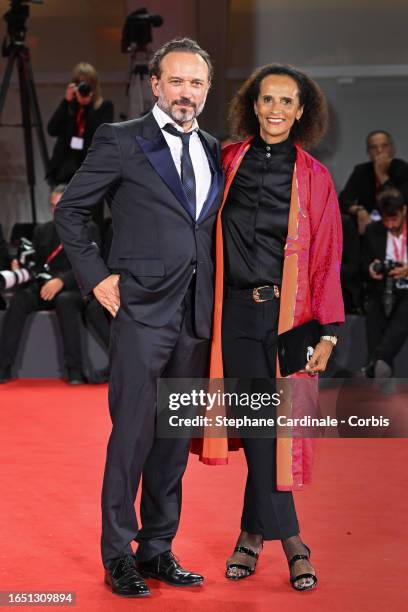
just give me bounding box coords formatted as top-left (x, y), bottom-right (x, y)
top-left (387, 218), bottom-right (405, 235)
top-left (157, 94), bottom-right (206, 125)
top-left (390, 225), bottom-right (404, 236)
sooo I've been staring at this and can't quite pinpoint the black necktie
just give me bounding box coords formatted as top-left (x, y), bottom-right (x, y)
top-left (163, 123), bottom-right (196, 218)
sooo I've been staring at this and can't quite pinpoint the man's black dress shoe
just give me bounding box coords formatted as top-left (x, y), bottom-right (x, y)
top-left (105, 555), bottom-right (150, 598)
top-left (138, 551), bottom-right (204, 587)
top-left (0, 366), bottom-right (12, 384)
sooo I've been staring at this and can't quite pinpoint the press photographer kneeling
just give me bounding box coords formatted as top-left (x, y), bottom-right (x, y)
top-left (362, 188), bottom-right (408, 377)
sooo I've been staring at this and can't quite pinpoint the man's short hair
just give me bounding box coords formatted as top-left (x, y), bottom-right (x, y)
top-left (377, 188), bottom-right (406, 217)
top-left (149, 38), bottom-right (213, 81)
top-left (52, 184), bottom-right (67, 196)
top-left (366, 130), bottom-right (394, 149)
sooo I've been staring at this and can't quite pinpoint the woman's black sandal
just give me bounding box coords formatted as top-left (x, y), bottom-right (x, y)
top-left (288, 544), bottom-right (317, 591)
top-left (226, 545), bottom-right (261, 580)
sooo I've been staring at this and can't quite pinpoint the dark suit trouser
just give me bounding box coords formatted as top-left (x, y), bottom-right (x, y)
top-left (101, 284), bottom-right (209, 568)
top-left (83, 298), bottom-right (110, 351)
top-left (222, 294), bottom-right (299, 540)
top-left (366, 289), bottom-right (408, 367)
top-left (0, 284), bottom-right (83, 370)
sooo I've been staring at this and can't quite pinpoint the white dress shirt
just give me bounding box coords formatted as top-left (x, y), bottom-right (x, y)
top-left (385, 229), bottom-right (407, 264)
top-left (152, 104), bottom-right (212, 219)
top-left (385, 226), bottom-right (408, 288)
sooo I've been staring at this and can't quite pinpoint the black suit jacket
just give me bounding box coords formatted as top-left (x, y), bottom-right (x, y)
top-left (339, 158), bottom-right (408, 213)
top-left (361, 217), bottom-right (408, 294)
top-left (54, 112), bottom-right (224, 339)
top-left (32, 220), bottom-right (99, 291)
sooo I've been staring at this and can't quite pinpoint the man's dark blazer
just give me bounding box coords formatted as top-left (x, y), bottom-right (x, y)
top-left (32, 220), bottom-right (99, 291)
top-left (361, 217), bottom-right (408, 295)
top-left (340, 159), bottom-right (408, 214)
top-left (54, 112), bottom-right (223, 339)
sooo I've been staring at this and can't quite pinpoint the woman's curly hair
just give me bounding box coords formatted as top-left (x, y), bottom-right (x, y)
top-left (229, 64), bottom-right (328, 149)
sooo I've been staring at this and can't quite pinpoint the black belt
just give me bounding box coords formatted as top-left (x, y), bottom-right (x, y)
top-left (225, 284), bottom-right (280, 302)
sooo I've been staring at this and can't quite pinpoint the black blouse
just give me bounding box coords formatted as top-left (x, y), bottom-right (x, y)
top-left (222, 134), bottom-right (295, 287)
top-left (222, 134), bottom-right (340, 337)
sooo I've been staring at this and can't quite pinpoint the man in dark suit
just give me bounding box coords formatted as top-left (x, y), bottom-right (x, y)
top-left (54, 38), bottom-right (223, 598)
top-left (340, 130), bottom-right (408, 235)
top-left (0, 186), bottom-right (96, 384)
top-left (361, 188), bottom-right (408, 378)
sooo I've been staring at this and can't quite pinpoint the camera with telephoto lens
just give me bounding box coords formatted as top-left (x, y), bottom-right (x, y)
top-left (372, 260), bottom-right (405, 317)
top-left (0, 237), bottom-right (52, 290)
top-left (372, 260), bottom-right (403, 275)
top-left (76, 81), bottom-right (92, 97)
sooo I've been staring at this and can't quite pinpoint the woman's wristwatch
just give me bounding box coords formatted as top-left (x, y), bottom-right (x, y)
top-left (320, 335), bottom-right (338, 346)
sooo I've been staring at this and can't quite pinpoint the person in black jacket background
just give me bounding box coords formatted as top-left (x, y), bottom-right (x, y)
top-left (339, 130), bottom-right (408, 235)
top-left (341, 214), bottom-right (362, 313)
top-left (0, 185), bottom-right (101, 384)
top-left (361, 188), bottom-right (408, 378)
top-left (47, 62), bottom-right (114, 228)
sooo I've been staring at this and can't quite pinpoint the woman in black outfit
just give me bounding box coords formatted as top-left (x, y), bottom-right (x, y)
top-left (47, 62), bottom-right (114, 227)
top-left (220, 65), bottom-right (344, 590)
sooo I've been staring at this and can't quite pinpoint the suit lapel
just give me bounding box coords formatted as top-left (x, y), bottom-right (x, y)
top-left (135, 113), bottom-right (193, 220)
top-left (135, 113), bottom-right (223, 223)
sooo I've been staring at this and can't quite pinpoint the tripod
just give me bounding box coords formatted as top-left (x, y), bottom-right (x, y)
top-left (127, 48), bottom-right (154, 119)
top-left (0, 35), bottom-right (49, 223)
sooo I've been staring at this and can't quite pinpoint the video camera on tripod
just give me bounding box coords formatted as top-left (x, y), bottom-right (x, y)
top-left (121, 7), bottom-right (163, 119)
top-left (0, 237), bottom-right (52, 290)
top-left (0, 0), bottom-right (48, 224)
top-left (2, 0), bottom-right (44, 54)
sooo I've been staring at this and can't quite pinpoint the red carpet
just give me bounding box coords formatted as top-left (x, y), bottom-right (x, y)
top-left (0, 380), bottom-right (407, 611)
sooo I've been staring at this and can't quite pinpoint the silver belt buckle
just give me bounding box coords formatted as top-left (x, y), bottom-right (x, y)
top-left (252, 285), bottom-right (270, 303)
top-left (252, 285), bottom-right (280, 302)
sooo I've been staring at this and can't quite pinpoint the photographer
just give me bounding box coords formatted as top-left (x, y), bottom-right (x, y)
top-left (362, 188), bottom-right (408, 377)
top-left (0, 185), bottom-right (99, 384)
top-left (46, 62), bottom-right (113, 227)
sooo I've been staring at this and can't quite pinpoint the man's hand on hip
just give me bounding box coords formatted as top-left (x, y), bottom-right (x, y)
top-left (93, 274), bottom-right (120, 317)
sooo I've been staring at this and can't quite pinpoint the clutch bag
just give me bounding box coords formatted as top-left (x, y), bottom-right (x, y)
top-left (277, 319), bottom-right (321, 376)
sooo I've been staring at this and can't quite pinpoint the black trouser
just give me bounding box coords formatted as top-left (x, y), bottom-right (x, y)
top-left (101, 284), bottom-right (209, 569)
top-left (0, 284), bottom-right (83, 371)
top-left (222, 292), bottom-right (299, 540)
top-left (366, 289), bottom-right (408, 369)
top-left (83, 298), bottom-right (110, 351)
